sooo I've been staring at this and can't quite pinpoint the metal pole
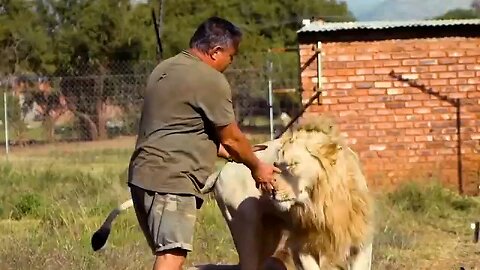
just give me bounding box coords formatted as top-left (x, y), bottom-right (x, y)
top-left (267, 57), bottom-right (274, 140)
top-left (3, 91), bottom-right (9, 161)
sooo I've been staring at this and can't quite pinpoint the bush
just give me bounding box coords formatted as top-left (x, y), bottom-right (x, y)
top-left (12, 193), bottom-right (43, 220)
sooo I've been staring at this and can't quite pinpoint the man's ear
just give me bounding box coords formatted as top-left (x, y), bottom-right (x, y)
top-left (209, 46), bottom-right (222, 60)
top-left (253, 144), bottom-right (268, 152)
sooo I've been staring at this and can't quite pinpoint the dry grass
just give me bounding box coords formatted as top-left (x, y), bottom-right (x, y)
top-left (0, 138), bottom-right (479, 270)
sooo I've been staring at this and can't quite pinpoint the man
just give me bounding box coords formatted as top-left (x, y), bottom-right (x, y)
top-left (127, 16), bottom-right (281, 270)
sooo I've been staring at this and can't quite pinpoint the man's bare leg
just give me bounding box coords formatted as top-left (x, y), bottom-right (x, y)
top-left (153, 248), bottom-right (187, 270)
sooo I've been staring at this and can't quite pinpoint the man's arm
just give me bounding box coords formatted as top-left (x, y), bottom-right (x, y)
top-left (216, 122), bottom-right (261, 171)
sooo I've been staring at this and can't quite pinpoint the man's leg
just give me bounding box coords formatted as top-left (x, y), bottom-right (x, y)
top-left (130, 186), bottom-right (198, 270)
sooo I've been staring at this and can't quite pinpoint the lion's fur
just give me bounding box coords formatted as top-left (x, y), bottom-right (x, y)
top-left (276, 114), bottom-right (375, 268)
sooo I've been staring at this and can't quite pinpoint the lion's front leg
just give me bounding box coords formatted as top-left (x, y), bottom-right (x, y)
top-left (349, 242), bottom-right (372, 270)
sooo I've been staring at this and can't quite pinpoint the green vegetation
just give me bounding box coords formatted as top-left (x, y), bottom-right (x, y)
top-left (0, 144), bottom-right (479, 270)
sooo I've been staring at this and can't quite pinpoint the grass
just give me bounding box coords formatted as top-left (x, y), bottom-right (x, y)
top-left (0, 139), bottom-right (479, 270)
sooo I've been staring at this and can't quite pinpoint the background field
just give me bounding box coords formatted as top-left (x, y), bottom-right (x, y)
top-left (0, 136), bottom-right (479, 270)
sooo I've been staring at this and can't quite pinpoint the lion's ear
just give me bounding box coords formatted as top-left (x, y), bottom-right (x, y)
top-left (252, 144), bottom-right (268, 152)
top-left (308, 142), bottom-right (340, 166)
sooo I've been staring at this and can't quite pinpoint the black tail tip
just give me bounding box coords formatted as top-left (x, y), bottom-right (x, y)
top-left (91, 227), bottom-right (111, 252)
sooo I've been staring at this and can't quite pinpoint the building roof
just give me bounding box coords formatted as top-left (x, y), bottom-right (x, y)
top-left (297, 19), bottom-right (480, 33)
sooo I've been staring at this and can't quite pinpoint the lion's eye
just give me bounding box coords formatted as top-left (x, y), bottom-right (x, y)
top-left (287, 161), bottom-right (299, 170)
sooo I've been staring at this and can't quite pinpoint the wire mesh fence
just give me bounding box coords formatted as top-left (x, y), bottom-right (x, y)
top-left (0, 51), bottom-right (302, 151)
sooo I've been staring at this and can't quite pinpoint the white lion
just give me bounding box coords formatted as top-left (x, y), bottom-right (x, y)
top-left (91, 114), bottom-right (375, 270)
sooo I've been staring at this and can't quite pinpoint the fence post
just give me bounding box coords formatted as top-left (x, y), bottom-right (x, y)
top-left (3, 90), bottom-right (9, 161)
top-left (267, 52), bottom-right (274, 140)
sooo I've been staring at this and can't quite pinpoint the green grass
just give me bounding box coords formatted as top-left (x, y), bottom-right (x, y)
top-left (0, 144), bottom-right (479, 270)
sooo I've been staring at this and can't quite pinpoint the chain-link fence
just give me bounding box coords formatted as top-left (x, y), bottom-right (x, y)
top-left (0, 52), bottom-right (302, 153)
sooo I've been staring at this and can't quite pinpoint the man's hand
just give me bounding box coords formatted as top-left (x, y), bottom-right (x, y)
top-left (216, 122), bottom-right (281, 194)
top-left (251, 162), bottom-right (282, 194)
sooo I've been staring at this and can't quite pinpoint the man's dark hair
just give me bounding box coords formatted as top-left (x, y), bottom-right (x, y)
top-left (189, 16), bottom-right (242, 53)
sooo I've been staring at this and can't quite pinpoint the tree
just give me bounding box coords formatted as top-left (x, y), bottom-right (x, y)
top-left (433, 0), bottom-right (480, 19)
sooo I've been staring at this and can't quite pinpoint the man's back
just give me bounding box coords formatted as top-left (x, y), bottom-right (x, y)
top-left (128, 50), bottom-right (235, 197)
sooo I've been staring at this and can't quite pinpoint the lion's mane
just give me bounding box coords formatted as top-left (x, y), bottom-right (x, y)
top-left (280, 115), bottom-right (374, 267)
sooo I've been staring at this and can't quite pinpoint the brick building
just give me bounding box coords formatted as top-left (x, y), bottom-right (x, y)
top-left (297, 19), bottom-right (480, 195)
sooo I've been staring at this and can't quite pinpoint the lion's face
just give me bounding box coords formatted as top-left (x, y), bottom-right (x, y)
top-left (270, 130), bottom-right (332, 212)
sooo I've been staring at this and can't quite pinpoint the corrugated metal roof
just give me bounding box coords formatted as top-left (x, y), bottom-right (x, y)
top-left (297, 19), bottom-right (480, 33)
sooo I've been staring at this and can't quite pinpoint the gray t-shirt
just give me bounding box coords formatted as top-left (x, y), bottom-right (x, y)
top-left (128, 50), bottom-right (235, 199)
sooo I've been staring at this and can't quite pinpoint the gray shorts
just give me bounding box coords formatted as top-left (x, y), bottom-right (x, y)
top-left (130, 185), bottom-right (198, 254)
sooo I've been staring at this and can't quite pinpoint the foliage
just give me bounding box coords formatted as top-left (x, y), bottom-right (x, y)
top-left (433, 1), bottom-right (480, 19)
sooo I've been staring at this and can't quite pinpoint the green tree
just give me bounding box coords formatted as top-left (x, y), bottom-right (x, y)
top-left (433, 0), bottom-right (480, 19)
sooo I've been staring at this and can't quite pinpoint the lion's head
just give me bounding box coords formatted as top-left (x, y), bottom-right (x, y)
top-left (269, 114), bottom-right (374, 266)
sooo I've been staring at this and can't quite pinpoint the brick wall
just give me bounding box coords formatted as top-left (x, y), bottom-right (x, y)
top-left (299, 37), bottom-right (480, 195)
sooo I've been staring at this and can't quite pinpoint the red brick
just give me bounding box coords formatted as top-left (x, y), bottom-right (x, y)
top-left (439, 72), bottom-right (457, 79)
top-left (377, 109), bottom-right (392, 115)
top-left (420, 73), bottom-right (438, 79)
top-left (405, 101), bottom-right (423, 108)
top-left (369, 130), bottom-right (387, 136)
top-left (330, 104), bottom-right (348, 110)
top-left (458, 71), bottom-right (475, 77)
top-left (387, 88), bottom-right (404, 95)
top-left (331, 90), bottom-right (348, 96)
top-left (356, 68), bottom-right (374, 75)
top-left (409, 51), bottom-right (429, 58)
top-left (429, 65), bottom-right (447, 72)
top-left (449, 78), bottom-right (468, 85)
top-left (459, 85), bottom-right (475, 92)
top-left (415, 135), bottom-right (434, 142)
top-left (386, 102), bottom-right (406, 109)
top-left (424, 100), bottom-right (441, 107)
top-left (411, 66), bottom-right (429, 73)
top-left (447, 51), bottom-right (465, 57)
top-left (412, 95), bottom-right (430, 101)
top-left (414, 108), bottom-right (432, 114)
top-left (420, 59), bottom-right (438, 65)
top-left (466, 64), bottom-right (480, 70)
top-left (374, 53), bottom-right (391, 60)
top-left (396, 122), bottom-right (414, 128)
top-left (402, 59), bottom-right (419, 66)
top-left (368, 103), bottom-right (385, 109)
top-left (467, 78), bottom-right (480, 84)
top-left (374, 81), bottom-right (392, 88)
top-left (392, 52), bottom-right (410, 59)
top-left (338, 96), bottom-right (357, 103)
top-left (352, 89), bottom-right (369, 96)
top-left (448, 65), bottom-right (465, 71)
top-left (459, 57), bottom-right (476, 64)
top-left (394, 95), bottom-right (412, 101)
top-left (438, 58), bottom-right (457, 65)
top-left (355, 54), bottom-right (373, 60)
top-left (369, 89), bottom-right (386, 95)
top-left (320, 98), bottom-right (337, 104)
top-left (365, 60), bottom-right (384, 68)
top-left (358, 96), bottom-right (376, 103)
top-left (355, 82), bottom-right (374, 89)
top-left (406, 129), bottom-right (425, 135)
top-left (383, 60), bottom-right (401, 67)
top-left (370, 116), bottom-right (388, 122)
top-left (360, 109), bottom-right (376, 116)
top-left (337, 55), bottom-right (354, 61)
top-left (346, 62), bottom-right (365, 68)
top-left (337, 69), bottom-right (356, 76)
top-left (429, 79), bottom-right (448, 86)
top-left (348, 75), bottom-right (365, 82)
top-left (339, 110), bottom-right (358, 117)
top-left (466, 50), bottom-right (480, 56)
top-left (429, 51), bottom-right (446, 57)
top-left (377, 122), bottom-right (395, 129)
top-left (396, 108), bottom-right (414, 115)
top-left (374, 68), bottom-right (392, 74)
top-left (450, 93), bottom-right (467, 99)
top-left (337, 83), bottom-right (354, 89)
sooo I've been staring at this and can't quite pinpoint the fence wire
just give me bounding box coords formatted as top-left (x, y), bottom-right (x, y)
top-left (0, 53), bottom-right (302, 148)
